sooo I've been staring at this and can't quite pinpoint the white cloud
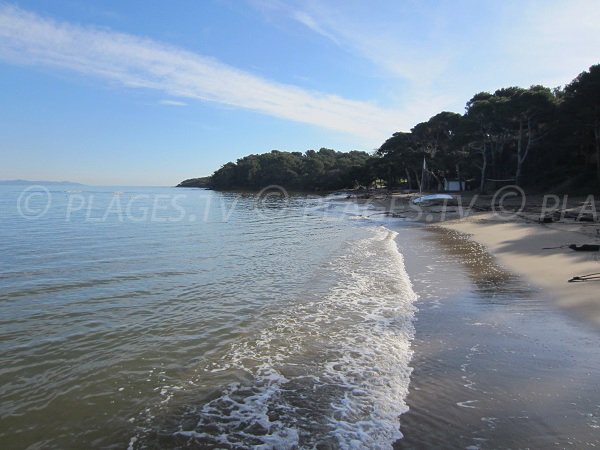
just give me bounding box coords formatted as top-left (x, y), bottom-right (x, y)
top-left (290, 10), bottom-right (340, 45)
top-left (500, 0), bottom-right (600, 88)
top-left (159, 99), bottom-right (187, 107)
top-left (283, 1), bottom-right (453, 84)
top-left (246, 0), bottom-right (465, 124)
top-left (0, 5), bottom-right (404, 142)
top-left (257, 0), bottom-right (599, 114)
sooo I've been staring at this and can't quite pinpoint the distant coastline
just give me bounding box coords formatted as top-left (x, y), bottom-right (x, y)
top-left (176, 176), bottom-right (212, 188)
top-left (0, 179), bottom-right (86, 186)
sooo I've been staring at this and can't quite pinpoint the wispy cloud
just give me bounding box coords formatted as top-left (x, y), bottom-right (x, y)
top-left (290, 10), bottom-right (340, 46)
top-left (270, 1), bottom-right (454, 84)
top-left (0, 5), bottom-right (402, 141)
top-left (500, 0), bottom-right (600, 88)
top-left (159, 99), bottom-right (187, 107)
top-left (248, 0), bottom-right (470, 120)
top-left (254, 0), bottom-right (600, 112)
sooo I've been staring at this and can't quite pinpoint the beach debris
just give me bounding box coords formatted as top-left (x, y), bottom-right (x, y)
top-left (569, 244), bottom-right (600, 252)
top-left (568, 272), bottom-right (600, 283)
top-left (370, 211), bottom-right (406, 218)
top-left (576, 215), bottom-right (596, 222)
top-left (456, 400), bottom-right (479, 409)
top-left (551, 208), bottom-right (598, 222)
top-left (542, 244), bottom-right (600, 251)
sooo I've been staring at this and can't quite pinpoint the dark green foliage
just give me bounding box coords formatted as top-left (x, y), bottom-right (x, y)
top-left (177, 176), bottom-right (212, 188)
top-left (182, 63), bottom-right (600, 193)
top-left (375, 64), bottom-right (599, 192)
top-left (375, 113), bottom-right (467, 190)
top-left (209, 148), bottom-right (372, 191)
top-left (560, 64), bottom-right (600, 188)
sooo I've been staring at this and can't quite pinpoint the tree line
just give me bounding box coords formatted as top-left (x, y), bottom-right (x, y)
top-left (205, 149), bottom-right (371, 191)
top-left (180, 64), bottom-right (599, 193)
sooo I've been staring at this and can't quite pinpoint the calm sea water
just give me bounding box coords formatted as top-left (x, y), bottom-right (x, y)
top-left (0, 185), bottom-right (417, 449)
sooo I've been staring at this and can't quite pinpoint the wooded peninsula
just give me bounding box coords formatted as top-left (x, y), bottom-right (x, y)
top-left (178, 64), bottom-right (600, 193)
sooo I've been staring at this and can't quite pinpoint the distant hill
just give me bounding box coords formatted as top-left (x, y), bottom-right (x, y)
top-left (0, 179), bottom-right (86, 186)
top-left (176, 177), bottom-right (212, 188)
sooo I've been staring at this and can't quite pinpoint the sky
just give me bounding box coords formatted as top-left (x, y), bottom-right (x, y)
top-left (0, 0), bottom-right (598, 186)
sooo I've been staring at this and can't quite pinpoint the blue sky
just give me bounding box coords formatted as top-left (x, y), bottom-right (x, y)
top-left (0, 1), bottom-right (598, 185)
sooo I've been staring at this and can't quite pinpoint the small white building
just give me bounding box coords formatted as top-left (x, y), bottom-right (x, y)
top-left (444, 179), bottom-right (465, 192)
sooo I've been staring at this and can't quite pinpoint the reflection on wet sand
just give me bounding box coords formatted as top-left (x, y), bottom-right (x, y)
top-left (395, 225), bottom-right (600, 449)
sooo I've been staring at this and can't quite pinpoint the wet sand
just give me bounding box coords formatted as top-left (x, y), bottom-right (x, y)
top-left (439, 212), bottom-right (600, 329)
top-left (370, 192), bottom-right (600, 329)
top-left (392, 225), bottom-right (600, 449)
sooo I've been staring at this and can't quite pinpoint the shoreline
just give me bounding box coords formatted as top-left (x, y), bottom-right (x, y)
top-left (391, 224), bottom-right (600, 448)
top-left (435, 212), bottom-right (600, 330)
top-left (367, 192), bottom-right (600, 330)
top-left (363, 192), bottom-right (600, 446)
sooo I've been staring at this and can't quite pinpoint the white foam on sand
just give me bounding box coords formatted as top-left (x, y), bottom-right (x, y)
top-left (143, 227), bottom-right (418, 449)
top-left (320, 227), bottom-right (418, 449)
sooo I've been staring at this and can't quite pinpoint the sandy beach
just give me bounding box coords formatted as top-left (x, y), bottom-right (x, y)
top-left (391, 224), bottom-right (600, 448)
top-left (438, 212), bottom-right (600, 329)
top-left (344, 191), bottom-right (600, 446)
top-left (368, 191), bottom-right (600, 329)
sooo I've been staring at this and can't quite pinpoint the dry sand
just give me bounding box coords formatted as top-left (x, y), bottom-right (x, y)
top-left (438, 213), bottom-right (600, 329)
top-left (363, 191), bottom-right (600, 329)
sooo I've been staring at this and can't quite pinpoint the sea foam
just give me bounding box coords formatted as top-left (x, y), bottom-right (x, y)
top-left (140, 226), bottom-right (417, 449)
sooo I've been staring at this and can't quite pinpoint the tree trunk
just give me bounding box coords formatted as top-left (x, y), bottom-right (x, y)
top-left (412, 167), bottom-right (422, 192)
top-left (479, 142), bottom-right (487, 193)
top-left (405, 168), bottom-right (413, 190)
top-left (490, 138), bottom-right (497, 180)
top-left (515, 119), bottom-right (524, 186)
top-left (456, 163), bottom-right (462, 191)
top-left (595, 123), bottom-right (600, 191)
top-left (430, 171), bottom-right (443, 191)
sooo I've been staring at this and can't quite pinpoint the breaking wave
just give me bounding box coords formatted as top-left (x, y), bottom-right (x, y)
top-left (134, 227), bottom-right (417, 449)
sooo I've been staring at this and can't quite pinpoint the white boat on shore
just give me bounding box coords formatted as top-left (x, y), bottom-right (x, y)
top-left (412, 193), bottom-right (455, 204)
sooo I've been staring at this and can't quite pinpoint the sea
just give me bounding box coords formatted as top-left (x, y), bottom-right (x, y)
top-left (0, 185), bottom-right (418, 449)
